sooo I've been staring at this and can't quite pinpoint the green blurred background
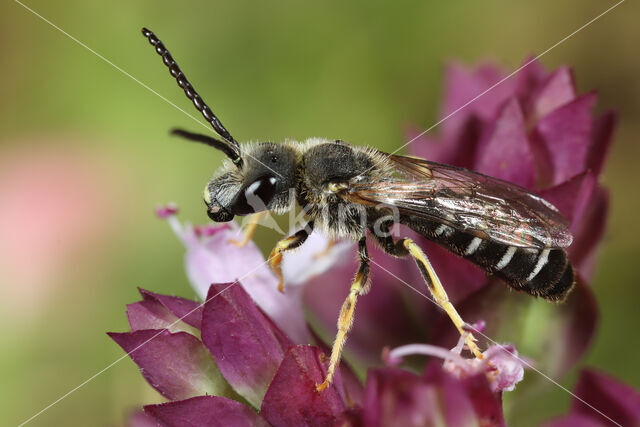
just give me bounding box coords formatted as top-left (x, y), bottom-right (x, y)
top-left (1, 1), bottom-right (638, 425)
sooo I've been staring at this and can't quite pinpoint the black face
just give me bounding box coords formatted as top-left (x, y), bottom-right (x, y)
top-left (229, 175), bottom-right (277, 215)
top-left (204, 142), bottom-right (297, 222)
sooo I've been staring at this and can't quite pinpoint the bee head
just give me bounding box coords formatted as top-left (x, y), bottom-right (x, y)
top-left (203, 142), bottom-right (297, 221)
top-left (141, 29), bottom-right (294, 222)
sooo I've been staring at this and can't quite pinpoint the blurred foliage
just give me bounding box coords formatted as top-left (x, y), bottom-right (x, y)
top-left (0, 1), bottom-right (638, 426)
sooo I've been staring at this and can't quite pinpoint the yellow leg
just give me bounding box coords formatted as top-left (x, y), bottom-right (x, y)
top-left (313, 238), bottom-right (336, 260)
top-left (316, 238), bottom-right (370, 392)
top-left (403, 239), bottom-right (483, 359)
top-left (268, 224), bottom-right (312, 293)
top-left (230, 212), bottom-right (267, 247)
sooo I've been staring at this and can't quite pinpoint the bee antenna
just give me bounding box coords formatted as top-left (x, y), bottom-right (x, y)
top-left (170, 129), bottom-right (243, 165)
top-left (141, 27), bottom-right (242, 165)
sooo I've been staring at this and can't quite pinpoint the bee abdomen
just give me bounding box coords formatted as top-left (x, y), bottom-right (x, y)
top-left (411, 221), bottom-right (575, 301)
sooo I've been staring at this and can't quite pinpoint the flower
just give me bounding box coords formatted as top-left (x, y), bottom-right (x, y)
top-left (156, 205), bottom-right (355, 344)
top-left (111, 284), bottom-right (506, 426)
top-left (304, 58), bottom-right (613, 383)
top-left (545, 369), bottom-right (640, 426)
top-left (111, 58), bottom-right (622, 425)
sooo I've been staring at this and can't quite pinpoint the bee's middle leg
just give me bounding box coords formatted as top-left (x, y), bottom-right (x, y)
top-left (316, 236), bottom-right (370, 392)
top-left (268, 221), bottom-right (313, 293)
top-left (373, 231), bottom-right (483, 359)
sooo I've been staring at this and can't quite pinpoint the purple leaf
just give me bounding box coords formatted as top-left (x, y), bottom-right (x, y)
top-left (201, 283), bottom-right (293, 408)
top-left (108, 329), bottom-right (232, 401)
top-left (261, 345), bottom-right (346, 427)
top-left (144, 396), bottom-right (269, 427)
top-left (475, 98), bottom-right (536, 188)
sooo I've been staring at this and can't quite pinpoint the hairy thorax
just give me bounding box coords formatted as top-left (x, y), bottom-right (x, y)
top-left (295, 139), bottom-right (389, 239)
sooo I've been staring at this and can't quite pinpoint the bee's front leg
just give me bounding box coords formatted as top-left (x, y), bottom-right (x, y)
top-left (316, 236), bottom-right (370, 392)
top-left (230, 211), bottom-right (267, 247)
top-left (268, 221), bottom-right (314, 293)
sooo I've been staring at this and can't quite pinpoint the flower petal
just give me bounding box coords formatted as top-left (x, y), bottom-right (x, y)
top-left (164, 215), bottom-right (309, 343)
top-left (363, 365), bottom-right (504, 427)
top-left (144, 396), bottom-right (269, 427)
top-left (201, 283), bottom-right (293, 408)
top-left (282, 230), bottom-right (354, 286)
top-left (539, 174), bottom-right (609, 277)
top-left (586, 110), bottom-right (617, 177)
top-left (129, 411), bottom-right (158, 427)
top-left (474, 98), bottom-right (536, 188)
top-left (442, 62), bottom-right (514, 141)
top-left (527, 67), bottom-right (576, 124)
top-left (261, 345), bottom-right (346, 427)
top-left (138, 288), bottom-right (203, 330)
top-left (125, 300), bottom-right (196, 335)
top-left (108, 329), bottom-right (233, 401)
top-left (430, 277), bottom-right (597, 379)
top-left (569, 369), bottom-right (640, 425)
top-left (532, 93), bottom-right (597, 185)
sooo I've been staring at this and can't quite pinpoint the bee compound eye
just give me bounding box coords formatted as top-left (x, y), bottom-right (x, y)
top-left (232, 175), bottom-right (277, 215)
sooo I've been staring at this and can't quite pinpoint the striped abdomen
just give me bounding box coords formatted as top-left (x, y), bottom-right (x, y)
top-left (406, 218), bottom-right (575, 301)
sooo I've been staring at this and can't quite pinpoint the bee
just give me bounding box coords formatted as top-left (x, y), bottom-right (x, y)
top-left (141, 28), bottom-right (575, 392)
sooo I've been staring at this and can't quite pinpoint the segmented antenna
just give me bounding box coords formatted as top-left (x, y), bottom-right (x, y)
top-left (141, 27), bottom-right (242, 164)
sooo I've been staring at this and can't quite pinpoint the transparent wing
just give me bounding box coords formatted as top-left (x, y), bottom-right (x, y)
top-left (347, 154), bottom-right (572, 249)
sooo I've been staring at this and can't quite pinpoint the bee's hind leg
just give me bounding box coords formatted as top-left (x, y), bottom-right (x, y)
top-left (373, 230), bottom-right (483, 359)
top-left (268, 221), bottom-right (314, 293)
top-left (316, 236), bottom-right (370, 392)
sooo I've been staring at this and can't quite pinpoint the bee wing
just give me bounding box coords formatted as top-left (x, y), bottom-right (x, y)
top-left (347, 154), bottom-right (573, 249)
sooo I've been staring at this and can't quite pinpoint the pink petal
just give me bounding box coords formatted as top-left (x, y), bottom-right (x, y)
top-left (430, 277), bottom-right (598, 379)
top-left (408, 117), bottom-right (483, 168)
top-left (570, 369), bottom-right (640, 425)
top-left (474, 98), bottom-right (536, 188)
top-left (527, 67), bottom-right (576, 125)
top-left (129, 411), bottom-right (158, 427)
top-left (261, 345), bottom-right (346, 426)
top-left (126, 300), bottom-right (195, 334)
top-left (201, 283), bottom-right (293, 408)
top-left (108, 329), bottom-right (232, 401)
top-left (442, 62), bottom-right (514, 141)
top-left (514, 56), bottom-right (551, 107)
top-left (539, 174), bottom-right (608, 277)
top-left (363, 366), bottom-right (504, 427)
top-left (281, 230), bottom-right (354, 286)
top-left (144, 396), bottom-right (269, 427)
top-left (532, 93), bottom-right (597, 185)
top-left (139, 288), bottom-right (203, 330)
top-left (168, 218), bottom-right (309, 343)
top-left (586, 110), bottom-right (617, 177)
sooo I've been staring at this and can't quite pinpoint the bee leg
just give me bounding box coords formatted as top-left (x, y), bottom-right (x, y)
top-left (316, 237), bottom-right (370, 392)
top-left (402, 238), bottom-right (483, 359)
top-left (268, 222), bottom-right (314, 293)
top-left (229, 211), bottom-right (267, 247)
top-left (313, 238), bottom-right (336, 260)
